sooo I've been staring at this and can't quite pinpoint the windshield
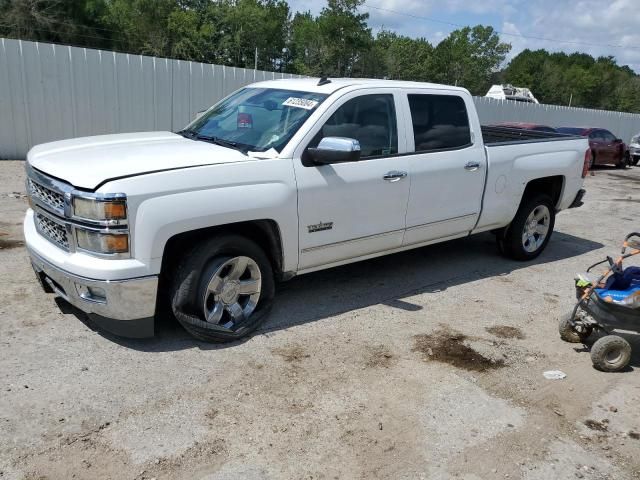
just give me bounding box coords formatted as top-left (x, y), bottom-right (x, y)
top-left (182, 88), bottom-right (328, 153)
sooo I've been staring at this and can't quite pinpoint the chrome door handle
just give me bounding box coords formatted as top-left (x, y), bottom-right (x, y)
top-left (464, 162), bottom-right (481, 171)
top-left (383, 171), bottom-right (408, 182)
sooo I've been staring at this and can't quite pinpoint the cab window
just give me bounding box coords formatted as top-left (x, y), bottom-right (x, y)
top-left (408, 94), bottom-right (471, 152)
top-left (307, 94), bottom-right (398, 159)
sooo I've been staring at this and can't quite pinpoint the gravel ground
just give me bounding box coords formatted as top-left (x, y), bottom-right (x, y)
top-left (1, 160), bottom-right (639, 480)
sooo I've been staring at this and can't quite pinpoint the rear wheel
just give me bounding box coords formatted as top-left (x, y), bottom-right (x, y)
top-left (497, 194), bottom-right (555, 261)
top-left (617, 152), bottom-right (629, 169)
top-left (590, 335), bottom-right (631, 372)
top-left (170, 234), bottom-right (275, 342)
top-left (632, 155), bottom-right (639, 166)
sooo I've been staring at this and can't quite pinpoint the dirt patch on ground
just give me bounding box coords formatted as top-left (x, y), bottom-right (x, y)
top-left (412, 328), bottom-right (505, 372)
top-left (271, 344), bottom-right (310, 362)
top-left (0, 238), bottom-right (24, 249)
top-left (365, 345), bottom-right (394, 368)
top-left (485, 325), bottom-right (525, 340)
top-left (584, 419), bottom-right (609, 432)
top-left (629, 431), bottom-right (640, 440)
top-left (607, 173), bottom-right (640, 183)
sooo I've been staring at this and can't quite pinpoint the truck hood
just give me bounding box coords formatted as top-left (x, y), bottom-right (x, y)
top-left (27, 131), bottom-right (250, 190)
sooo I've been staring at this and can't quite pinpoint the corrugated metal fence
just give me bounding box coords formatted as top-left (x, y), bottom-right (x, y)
top-left (0, 38), bottom-right (302, 159)
top-left (2, 38), bottom-right (640, 159)
top-left (473, 96), bottom-right (640, 143)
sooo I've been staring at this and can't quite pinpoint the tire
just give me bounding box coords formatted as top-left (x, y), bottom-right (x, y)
top-left (632, 155), bottom-right (639, 166)
top-left (589, 151), bottom-right (596, 170)
top-left (590, 335), bottom-right (631, 372)
top-left (170, 234), bottom-right (275, 342)
top-left (616, 152), bottom-right (629, 169)
top-left (559, 313), bottom-right (592, 343)
top-left (498, 194), bottom-right (555, 261)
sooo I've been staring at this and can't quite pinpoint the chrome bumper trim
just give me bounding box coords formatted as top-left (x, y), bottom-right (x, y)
top-left (28, 248), bottom-right (158, 322)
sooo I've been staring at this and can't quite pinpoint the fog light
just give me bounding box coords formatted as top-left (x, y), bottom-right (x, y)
top-left (76, 284), bottom-right (107, 303)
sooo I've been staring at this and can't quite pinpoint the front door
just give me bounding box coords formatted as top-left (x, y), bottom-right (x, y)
top-left (294, 91), bottom-right (410, 270)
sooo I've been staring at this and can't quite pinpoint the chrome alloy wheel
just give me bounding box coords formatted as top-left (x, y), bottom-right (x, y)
top-left (521, 205), bottom-right (550, 253)
top-left (202, 256), bottom-right (262, 329)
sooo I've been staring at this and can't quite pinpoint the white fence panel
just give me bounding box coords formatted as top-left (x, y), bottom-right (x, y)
top-left (3, 38), bottom-right (640, 158)
top-left (472, 96), bottom-right (640, 142)
top-left (0, 39), bottom-right (304, 158)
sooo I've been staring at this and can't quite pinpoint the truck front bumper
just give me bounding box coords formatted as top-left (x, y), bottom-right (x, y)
top-left (28, 248), bottom-right (158, 338)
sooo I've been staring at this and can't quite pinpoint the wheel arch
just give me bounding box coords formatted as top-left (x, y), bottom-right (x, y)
top-left (519, 175), bottom-right (565, 211)
top-left (159, 219), bottom-right (286, 288)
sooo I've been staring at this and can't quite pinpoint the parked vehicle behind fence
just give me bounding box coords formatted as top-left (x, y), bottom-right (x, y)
top-left (557, 127), bottom-right (631, 169)
top-left (24, 78), bottom-right (589, 342)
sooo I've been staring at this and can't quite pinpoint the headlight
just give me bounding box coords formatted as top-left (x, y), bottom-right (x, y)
top-left (75, 229), bottom-right (129, 255)
top-left (73, 196), bottom-right (127, 222)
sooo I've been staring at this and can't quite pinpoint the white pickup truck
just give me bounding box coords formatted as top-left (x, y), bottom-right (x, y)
top-left (24, 78), bottom-right (589, 342)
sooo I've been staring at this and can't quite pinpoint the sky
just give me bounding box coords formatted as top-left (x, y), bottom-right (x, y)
top-left (287, 0), bottom-right (640, 72)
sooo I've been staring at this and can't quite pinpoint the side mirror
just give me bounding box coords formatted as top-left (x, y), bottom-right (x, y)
top-left (194, 110), bottom-right (207, 121)
top-left (307, 137), bottom-right (361, 165)
top-left (614, 138), bottom-right (623, 143)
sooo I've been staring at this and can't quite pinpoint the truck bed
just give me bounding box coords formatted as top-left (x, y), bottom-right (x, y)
top-left (482, 126), bottom-right (579, 146)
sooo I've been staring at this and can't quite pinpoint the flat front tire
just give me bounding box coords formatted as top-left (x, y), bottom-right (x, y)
top-left (170, 235), bottom-right (275, 342)
top-left (498, 194), bottom-right (556, 261)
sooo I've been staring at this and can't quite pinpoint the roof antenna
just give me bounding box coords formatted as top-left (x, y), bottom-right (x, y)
top-left (317, 75), bottom-right (331, 86)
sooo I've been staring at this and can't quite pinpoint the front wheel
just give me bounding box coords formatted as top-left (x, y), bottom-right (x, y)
top-left (632, 155), bottom-right (639, 166)
top-left (498, 194), bottom-right (556, 261)
top-left (170, 235), bottom-right (275, 342)
top-left (559, 313), bottom-right (592, 343)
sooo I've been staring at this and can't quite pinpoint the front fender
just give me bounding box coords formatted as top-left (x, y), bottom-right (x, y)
top-left (100, 160), bottom-right (299, 275)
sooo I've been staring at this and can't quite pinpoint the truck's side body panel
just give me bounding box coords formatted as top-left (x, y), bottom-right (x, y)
top-left (474, 139), bottom-right (588, 233)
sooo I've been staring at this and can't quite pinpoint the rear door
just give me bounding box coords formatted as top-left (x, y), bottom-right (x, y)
top-left (601, 130), bottom-right (621, 164)
top-left (589, 130), bottom-right (608, 164)
top-left (400, 90), bottom-right (486, 246)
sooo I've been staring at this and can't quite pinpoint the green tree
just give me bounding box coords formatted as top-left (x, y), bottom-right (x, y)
top-left (369, 30), bottom-right (433, 81)
top-left (0, 0), bottom-right (111, 48)
top-left (503, 49), bottom-right (640, 112)
top-left (431, 25), bottom-right (510, 94)
top-left (289, 0), bottom-right (371, 76)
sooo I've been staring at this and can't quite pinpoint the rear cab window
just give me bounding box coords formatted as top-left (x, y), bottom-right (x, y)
top-left (407, 94), bottom-right (471, 153)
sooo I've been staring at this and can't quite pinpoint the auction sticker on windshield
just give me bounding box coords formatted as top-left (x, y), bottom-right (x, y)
top-left (283, 97), bottom-right (319, 110)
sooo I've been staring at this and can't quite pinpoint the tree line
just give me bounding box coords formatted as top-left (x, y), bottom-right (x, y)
top-left (1, 0), bottom-right (639, 112)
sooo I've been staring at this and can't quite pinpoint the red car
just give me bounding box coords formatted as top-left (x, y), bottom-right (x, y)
top-left (490, 122), bottom-right (557, 133)
top-left (557, 127), bottom-right (631, 168)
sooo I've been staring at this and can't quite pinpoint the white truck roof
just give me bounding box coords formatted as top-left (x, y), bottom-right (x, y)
top-left (252, 77), bottom-right (471, 95)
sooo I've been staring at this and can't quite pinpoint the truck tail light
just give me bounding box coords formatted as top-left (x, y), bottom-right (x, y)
top-left (237, 113), bottom-right (253, 129)
top-left (582, 149), bottom-right (591, 178)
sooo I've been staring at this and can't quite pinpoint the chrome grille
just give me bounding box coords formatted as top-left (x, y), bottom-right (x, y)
top-left (28, 178), bottom-right (65, 212)
top-left (35, 212), bottom-right (69, 250)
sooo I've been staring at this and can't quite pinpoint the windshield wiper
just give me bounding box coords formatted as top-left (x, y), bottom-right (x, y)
top-left (178, 130), bottom-right (248, 155)
top-left (176, 129), bottom-right (196, 138)
top-left (195, 134), bottom-right (240, 150)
